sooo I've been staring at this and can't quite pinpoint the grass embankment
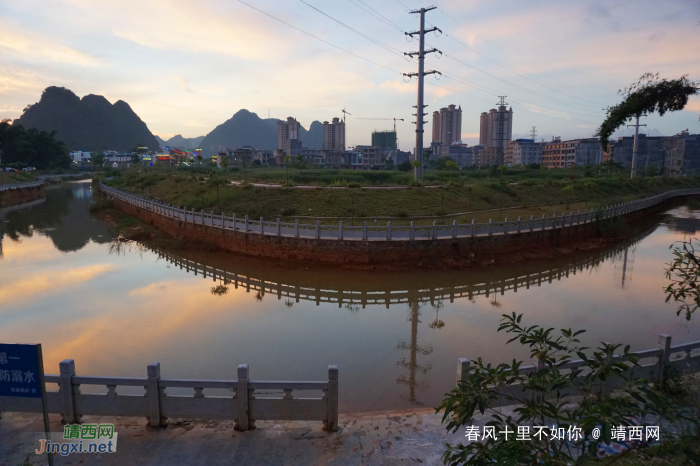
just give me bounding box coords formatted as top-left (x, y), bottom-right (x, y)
top-left (102, 170), bottom-right (700, 226)
top-left (0, 171), bottom-right (37, 185)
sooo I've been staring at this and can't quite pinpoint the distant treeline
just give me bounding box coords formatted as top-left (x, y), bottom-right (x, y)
top-left (0, 121), bottom-right (71, 169)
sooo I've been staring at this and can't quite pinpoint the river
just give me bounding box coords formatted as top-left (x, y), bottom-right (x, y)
top-left (1, 180), bottom-right (699, 412)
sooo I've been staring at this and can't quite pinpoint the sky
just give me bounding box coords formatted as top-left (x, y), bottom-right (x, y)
top-left (1, 0), bottom-right (699, 148)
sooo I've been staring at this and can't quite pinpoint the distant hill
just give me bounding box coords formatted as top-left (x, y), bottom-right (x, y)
top-left (199, 109), bottom-right (323, 155)
top-left (13, 86), bottom-right (160, 152)
top-left (155, 134), bottom-right (206, 149)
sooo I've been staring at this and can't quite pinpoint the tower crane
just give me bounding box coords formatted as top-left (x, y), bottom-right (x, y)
top-left (341, 108), bottom-right (351, 123)
top-left (356, 117), bottom-right (405, 133)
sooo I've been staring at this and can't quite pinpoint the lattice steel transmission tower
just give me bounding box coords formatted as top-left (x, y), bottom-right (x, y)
top-left (530, 126), bottom-right (537, 141)
top-left (403, 7), bottom-right (441, 182)
top-left (494, 96), bottom-right (509, 166)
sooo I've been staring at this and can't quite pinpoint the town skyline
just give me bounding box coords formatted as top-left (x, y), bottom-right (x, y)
top-left (1, 0), bottom-right (699, 148)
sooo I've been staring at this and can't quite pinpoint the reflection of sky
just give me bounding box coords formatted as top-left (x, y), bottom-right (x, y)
top-left (0, 189), bottom-right (699, 412)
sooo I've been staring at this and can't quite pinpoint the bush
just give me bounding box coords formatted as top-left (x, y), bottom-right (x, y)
top-left (347, 182), bottom-right (362, 188)
top-left (89, 199), bottom-right (113, 212)
top-left (280, 207), bottom-right (297, 216)
top-left (408, 180), bottom-right (422, 188)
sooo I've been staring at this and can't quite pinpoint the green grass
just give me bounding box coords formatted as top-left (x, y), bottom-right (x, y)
top-left (103, 169), bottom-right (700, 226)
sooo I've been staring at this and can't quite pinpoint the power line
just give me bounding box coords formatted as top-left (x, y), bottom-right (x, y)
top-left (236, 0), bottom-right (402, 75)
top-left (353, 0), bottom-right (406, 32)
top-left (300, 0), bottom-right (405, 57)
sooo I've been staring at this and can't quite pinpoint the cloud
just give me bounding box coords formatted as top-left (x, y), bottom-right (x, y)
top-left (0, 28), bottom-right (101, 67)
top-left (380, 79), bottom-right (414, 93)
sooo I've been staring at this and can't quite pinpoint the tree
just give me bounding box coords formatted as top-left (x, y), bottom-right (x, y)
top-left (646, 165), bottom-right (659, 177)
top-left (561, 184), bottom-right (574, 209)
top-left (397, 160), bottom-right (413, 172)
top-left (665, 239), bottom-right (700, 320)
top-left (437, 313), bottom-right (697, 466)
top-left (445, 160), bottom-right (459, 177)
top-left (207, 176), bottom-right (226, 201)
top-left (597, 73), bottom-right (699, 151)
top-left (0, 121), bottom-right (71, 169)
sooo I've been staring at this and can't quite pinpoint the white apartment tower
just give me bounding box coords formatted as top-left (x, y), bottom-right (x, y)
top-left (431, 104), bottom-right (462, 145)
top-left (479, 106), bottom-right (513, 147)
top-left (277, 117), bottom-right (301, 154)
top-left (322, 117), bottom-right (345, 151)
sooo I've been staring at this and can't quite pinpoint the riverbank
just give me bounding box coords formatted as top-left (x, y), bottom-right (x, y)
top-left (101, 171), bottom-right (700, 225)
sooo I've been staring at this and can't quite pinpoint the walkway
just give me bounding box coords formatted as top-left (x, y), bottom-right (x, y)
top-left (1, 409), bottom-right (469, 466)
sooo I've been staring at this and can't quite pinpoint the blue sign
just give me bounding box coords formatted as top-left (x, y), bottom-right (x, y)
top-left (0, 344), bottom-right (42, 398)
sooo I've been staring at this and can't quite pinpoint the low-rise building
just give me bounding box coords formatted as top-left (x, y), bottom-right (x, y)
top-left (662, 131), bottom-right (700, 176)
top-left (609, 134), bottom-right (664, 173)
top-left (353, 145), bottom-right (388, 168)
top-left (439, 143), bottom-right (474, 168)
top-left (506, 139), bottom-right (544, 166)
top-left (542, 138), bottom-right (603, 168)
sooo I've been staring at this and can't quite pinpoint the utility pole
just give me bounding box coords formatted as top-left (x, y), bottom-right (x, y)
top-left (404, 7), bottom-right (441, 182)
top-left (628, 115), bottom-right (646, 179)
top-left (494, 96), bottom-right (509, 166)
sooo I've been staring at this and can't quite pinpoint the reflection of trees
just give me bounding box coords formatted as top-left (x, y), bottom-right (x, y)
top-left (429, 299), bottom-right (445, 329)
top-left (211, 285), bottom-right (229, 296)
top-left (1, 183), bottom-right (112, 253)
top-left (396, 301), bottom-right (433, 404)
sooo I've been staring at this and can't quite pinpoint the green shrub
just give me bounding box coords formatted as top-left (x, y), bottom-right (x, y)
top-left (408, 180), bottom-right (422, 188)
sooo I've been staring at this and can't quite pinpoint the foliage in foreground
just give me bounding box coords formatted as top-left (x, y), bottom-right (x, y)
top-left (0, 120), bottom-right (72, 169)
top-left (437, 313), bottom-right (699, 465)
top-left (665, 239), bottom-right (700, 320)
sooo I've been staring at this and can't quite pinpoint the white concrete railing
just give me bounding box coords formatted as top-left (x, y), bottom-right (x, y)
top-left (100, 181), bottom-right (700, 241)
top-left (456, 335), bottom-right (700, 408)
top-left (0, 362), bottom-right (339, 431)
top-left (0, 180), bottom-right (44, 192)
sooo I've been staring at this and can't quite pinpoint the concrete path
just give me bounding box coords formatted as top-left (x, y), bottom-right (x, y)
top-left (1, 409), bottom-right (474, 466)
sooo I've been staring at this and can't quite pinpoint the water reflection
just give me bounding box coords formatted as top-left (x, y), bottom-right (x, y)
top-left (1, 185), bottom-right (699, 412)
top-left (0, 181), bottom-right (112, 254)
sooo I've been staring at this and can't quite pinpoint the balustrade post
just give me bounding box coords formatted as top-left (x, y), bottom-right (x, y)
top-left (338, 221), bottom-right (343, 240)
top-left (410, 221), bottom-right (415, 241)
top-left (325, 365), bottom-right (339, 432)
top-left (362, 222), bottom-right (368, 241)
top-left (260, 217), bottom-right (265, 235)
top-left (233, 213), bottom-right (237, 230)
top-left (658, 334), bottom-right (672, 385)
top-left (211, 211), bottom-right (215, 226)
top-left (147, 362), bottom-right (163, 427)
top-left (452, 220), bottom-right (457, 238)
top-left (295, 219), bottom-right (299, 237)
top-left (236, 364), bottom-right (251, 431)
top-left (277, 218), bottom-right (281, 236)
top-left (530, 215), bottom-right (534, 232)
top-left (471, 219), bottom-right (475, 237)
top-left (244, 215), bottom-right (249, 232)
top-left (456, 358), bottom-right (470, 383)
top-left (316, 221), bottom-right (320, 239)
top-left (59, 359), bottom-right (79, 424)
top-left (432, 221), bottom-right (437, 239)
top-left (488, 218), bottom-right (493, 236)
top-left (387, 221), bottom-right (392, 240)
top-left (221, 212), bottom-right (225, 229)
top-left (504, 217), bottom-right (508, 235)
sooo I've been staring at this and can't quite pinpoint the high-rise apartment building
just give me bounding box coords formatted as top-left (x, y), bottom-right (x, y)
top-left (478, 106), bottom-right (513, 147)
top-left (431, 104), bottom-right (462, 145)
top-left (323, 117), bottom-right (346, 151)
top-left (277, 117), bottom-right (301, 155)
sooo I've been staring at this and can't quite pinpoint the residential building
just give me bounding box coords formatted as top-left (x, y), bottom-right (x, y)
top-left (277, 117), bottom-right (301, 156)
top-left (354, 145), bottom-right (389, 168)
top-left (387, 149), bottom-right (412, 166)
top-left (542, 138), bottom-right (603, 168)
top-left (69, 151), bottom-right (91, 163)
top-left (431, 104), bottom-right (462, 145)
top-left (323, 117), bottom-right (345, 151)
top-left (610, 134), bottom-right (664, 172)
top-left (662, 131), bottom-right (700, 176)
top-left (253, 150), bottom-right (275, 165)
top-left (506, 139), bottom-right (545, 166)
top-left (479, 106), bottom-right (513, 148)
top-left (439, 143), bottom-right (474, 168)
top-left (372, 130), bottom-right (397, 150)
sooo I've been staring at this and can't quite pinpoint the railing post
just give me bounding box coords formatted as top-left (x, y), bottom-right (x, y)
top-left (362, 221), bottom-right (368, 240)
top-left (338, 221), bottom-right (343, 240)
top-left (410, 221), bottom-right (415, 241)
top-left (211, 211), bottom-right (215, 226)
top-left (456, 358), bottom-right (470, 384)
top-left (471, 219), bottom-right (475, 237)
top-left (221, 212), bottom-right (225, 229)
top-left (277, 218), bottom-right (281, 236)
top-left (59, 359), bottom-right (79, 424)
top-left (232, 213), bottom-right (237, 230)
top-left (295, 219), bottom-right (299, 237)
top-left (236, 364), bottom-right (250, 431)
top-left (517, 216), bottom-right (521, 233)
top-left (244, 215), bottom-right (249, 232)
top-left (504, 217), bottom-right (508, 235)
top-left (326, 365), bottom-right (339, 432)
top-left (452, 220), bottom-right (457, 238)
top-left (658, 334), bottom-right (672, 385)
top-left (146, 362), bottom-right (163, 427)
top-left (432, 221), bottom-right (437, 239)
top-left (387, 221), bottom-right (392, 240)
top-left (260, 217), bottom-right (265, 235)
top-left (488, 218), bottom-right (493, 236)
top-left (315, 220), bottom-right (320, 239)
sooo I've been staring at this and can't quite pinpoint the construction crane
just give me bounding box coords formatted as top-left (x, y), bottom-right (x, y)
top-left (356, 117), bottom-right (405, 133)
top-left (341, 108), bottom-right (351, 123)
